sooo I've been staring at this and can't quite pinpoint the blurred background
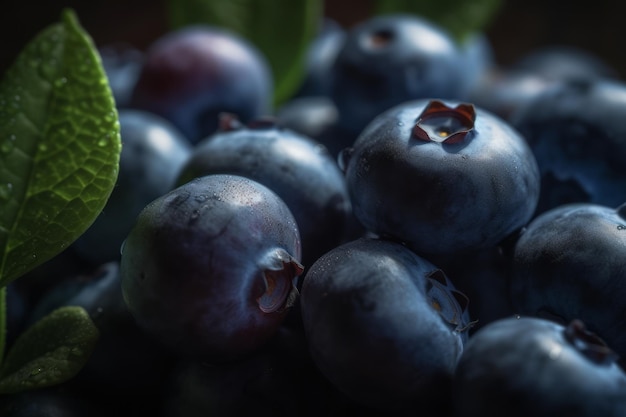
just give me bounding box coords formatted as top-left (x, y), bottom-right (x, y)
top-left (1, 0), bottom-right (624, 82)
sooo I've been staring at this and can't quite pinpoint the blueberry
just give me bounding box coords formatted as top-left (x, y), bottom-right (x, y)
top-left (276, 96), bottom-right (339, 141)
top-left (469, 45), bottom-right (617, 123)
top-left (509, 78), bottom-right (626, 215)
top-left (509, 202), bottom-right (626, 361)
top-left (129, 25), bottom-right (273, 144)
top-left (73, 109), bottom-right (192, 265)
top-left (457, 32), bottom-right (496, 100)
top-left (99, 43), bottom-right (144, 109)
top-left (510, 45), bottom-right (619, 82)
top-left (275, 96), bottom-right (354, 158)
top-left (468, 68), bottom-right (562, 122)
top-left (300, 236), bottom-right (473, 414)
top-left (329, 13), bottom-right (467, 136)
top-left (341, 98), bottom-right (540, 255)
top-left (23, 262), bottom-right (175, 397)
top-left (294, 18), bottom-right (346, 98)
top-left (453, 316), bottom-right (626, 417)
top-left (120, 174), bottom-right (303, 360)
top-left (176, 115), bottom-right (353, 269)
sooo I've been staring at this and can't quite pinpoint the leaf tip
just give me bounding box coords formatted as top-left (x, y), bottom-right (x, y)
top-left (61, 8), bottom-right (80, 27)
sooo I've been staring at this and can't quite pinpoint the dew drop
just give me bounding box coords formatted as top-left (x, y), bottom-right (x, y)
top-left (618, 225), bottom-right (626, 231)
top-left (104, 112), bottom-right (116, 122)
top-left (30, 367), bottom-right (43, 376)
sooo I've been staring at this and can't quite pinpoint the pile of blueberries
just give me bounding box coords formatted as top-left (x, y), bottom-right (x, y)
top-left (4, 12), bottom-right (626, 417)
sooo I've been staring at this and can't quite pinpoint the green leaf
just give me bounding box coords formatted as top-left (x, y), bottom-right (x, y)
top-left (0, 306), bottom-right (99, 394)
top-left (0, 9), bottom-right (121, 287)
top-left (166, 0), bottom-right (323, 105)
top-left (373, 0), bottom-right (502, 43)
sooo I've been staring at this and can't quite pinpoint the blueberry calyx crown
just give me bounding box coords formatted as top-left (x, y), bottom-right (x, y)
top-left (412, 100), bottom-right (476, 144)
top-left (425, 270), bottom-right (476, 334)
top-left (365, 28), bottom-right (394, 50)
top-left (564, 319), bottom-right (619, 366)
top-left (256, 249), bottom-right (304, 314)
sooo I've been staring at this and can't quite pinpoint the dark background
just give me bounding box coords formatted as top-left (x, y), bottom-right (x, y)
top-left (1, 0), bottom-right (625, 81)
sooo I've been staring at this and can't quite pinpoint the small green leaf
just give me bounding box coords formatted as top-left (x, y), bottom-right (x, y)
top-left (373, 0), bottom-right (502, 43)
top-left (166, 0), bottom-right (323, 105)
top-left (0, 9), bottom-right (121, 287)
top-left (0, 306), bottom-right (99, 394)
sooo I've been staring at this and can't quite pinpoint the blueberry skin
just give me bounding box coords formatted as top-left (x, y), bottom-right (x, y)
top-left (99, 43), bottom-right (144, 109)
top-left (509, 78), bottom-right (626, 215)
top-left (276, 96), bottom-right (362, 164)
top-left (453, 316), bottom-right (626, 417)
top-left (300, 237), bottom-right (472, 414)
top-left (295, 18), bottom-right (346, 98)
top-left (457, 32), bottom-right (495, 100)
top-left (510, 45), bottom-right (618, 82)
top-left (342, 99), bottom-right (540, 255)
top-left (176, 117), bottom-right (353, 269)
top-left (120, 174), bottom-right (303, 360)
top-left (510, 202), bottom-right (626, 360)
top-left (129, 25), bottom-right (273, 144)
top-left (468, 69), bottom-right (562, 122)
top-left (329, 14), bottom-right (466, 136)
top-left (73, 109), bottom-right (192, 264)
